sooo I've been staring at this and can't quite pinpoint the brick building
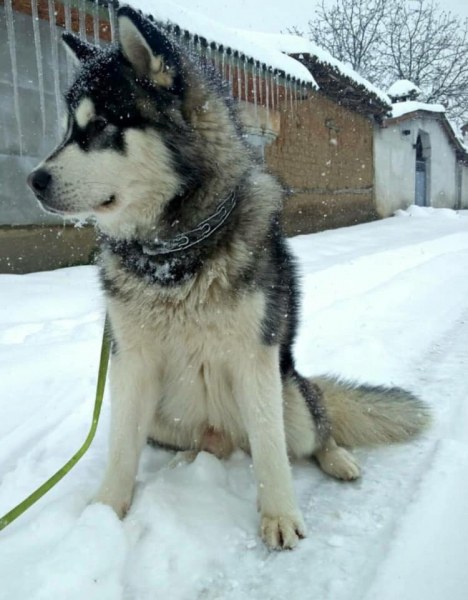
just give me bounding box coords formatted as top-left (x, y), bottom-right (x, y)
top-left (0, 0), bottom-right (390, 272)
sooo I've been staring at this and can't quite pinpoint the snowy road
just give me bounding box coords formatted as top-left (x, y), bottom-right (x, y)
top-left (0, 207), bottom-right (467, 600)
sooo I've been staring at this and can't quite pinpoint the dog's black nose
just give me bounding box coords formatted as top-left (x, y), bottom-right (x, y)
top-left (28, 169), bottom-right (52, 194)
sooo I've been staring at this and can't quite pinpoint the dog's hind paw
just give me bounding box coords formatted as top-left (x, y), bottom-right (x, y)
top-left (316, 445), bottom-right (361, 481)
top-left (261, 513), bottom-right (306, 550)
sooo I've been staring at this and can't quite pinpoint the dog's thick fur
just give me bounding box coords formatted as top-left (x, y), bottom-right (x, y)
top-left (28, 6), bottom-right (430, 549)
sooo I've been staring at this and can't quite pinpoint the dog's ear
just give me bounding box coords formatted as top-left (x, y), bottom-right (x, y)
top-left (62, 32), bottom-right (98, 64)
top-left (117, 5), bottom-right (179, 89)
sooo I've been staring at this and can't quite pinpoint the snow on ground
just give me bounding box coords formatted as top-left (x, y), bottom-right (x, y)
top-left (0, 208), bottom-right (468, 599)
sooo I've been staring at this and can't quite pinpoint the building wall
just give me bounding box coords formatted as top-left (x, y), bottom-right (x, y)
top-left (374, 115), bottom-right (460, 216)
top-left (265, 91), bottom-right (377, 235)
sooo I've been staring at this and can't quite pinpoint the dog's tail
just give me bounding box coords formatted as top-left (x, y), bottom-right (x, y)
top-left (311, 376), bottom-right (431, 447)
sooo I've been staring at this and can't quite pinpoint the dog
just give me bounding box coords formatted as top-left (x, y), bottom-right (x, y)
top-left (27, 5), bottom-right (430, 550)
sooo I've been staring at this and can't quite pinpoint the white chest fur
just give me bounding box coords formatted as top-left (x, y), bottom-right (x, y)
top-left (107, 274), bottom-right (266, 447)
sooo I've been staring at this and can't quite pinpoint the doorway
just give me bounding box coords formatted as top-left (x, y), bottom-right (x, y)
top-left (415, 133), bottom-right (430, 206)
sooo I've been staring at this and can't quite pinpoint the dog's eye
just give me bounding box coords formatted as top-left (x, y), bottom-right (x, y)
top-left (92, 116), bottom-right (108, 133)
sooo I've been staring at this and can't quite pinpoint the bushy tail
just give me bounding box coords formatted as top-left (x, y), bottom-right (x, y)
top-left (311, 376), bottom-right (431, 447)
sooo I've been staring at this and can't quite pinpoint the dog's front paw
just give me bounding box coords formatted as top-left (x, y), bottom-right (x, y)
top-left (261, 513), bottom-right (306, 550)
top-left (93, 484), bottom-right (133, 519)
top-left (167, 450), bottom-right (198, 469)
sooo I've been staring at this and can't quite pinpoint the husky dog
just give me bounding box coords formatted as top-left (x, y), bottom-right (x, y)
top-left (28, 6), bottom-right (430, 549)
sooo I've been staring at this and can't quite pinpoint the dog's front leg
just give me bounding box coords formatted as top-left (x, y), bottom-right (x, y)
top-left (94, 349), bottom-right (159, 518)
top-left (234, 346), bottom-right (306, 550)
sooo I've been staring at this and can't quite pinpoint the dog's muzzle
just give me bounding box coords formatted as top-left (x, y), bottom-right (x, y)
top-left (27, 168), bottom-right (52, 199)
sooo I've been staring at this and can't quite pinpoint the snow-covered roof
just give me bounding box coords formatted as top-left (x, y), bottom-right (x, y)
top-left (391, 101), bottom-right (446, 119)
top-left (387, 101), bottom-right (468, 159)
top-left (126, 0), bottom-right (316, 85)
top-left (247, 32), bottom-right (391, 106)
top-left (387, 80), bottom-right (421, 100)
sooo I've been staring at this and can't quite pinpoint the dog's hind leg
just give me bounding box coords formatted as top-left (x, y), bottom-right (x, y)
top-left (94, 349), bottom-right (160, 518)
top-left (283, 375), bottom-right (361, 480)
top-left (233, 346), bottom-right (306, 550)
top-left (314, 436), bottom-right (361, 480)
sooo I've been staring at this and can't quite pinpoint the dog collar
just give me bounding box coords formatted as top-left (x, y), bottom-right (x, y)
top-left (101, 190), bottom-right (237, 259)
top-left (141, 191), bottom-right (237, 255)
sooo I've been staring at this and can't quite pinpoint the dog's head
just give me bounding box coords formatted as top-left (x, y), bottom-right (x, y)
top-left (27, 6), bottom-right (238, 238)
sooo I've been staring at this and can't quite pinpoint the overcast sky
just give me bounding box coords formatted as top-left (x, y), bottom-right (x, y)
top-left (175, 0), bottom-right (468, 33)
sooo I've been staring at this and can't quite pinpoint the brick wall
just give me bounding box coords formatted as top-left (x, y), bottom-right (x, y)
top-left (3, 0), bottom-right (113, 40)
top-left (265, 90), bottom-right (378, 235)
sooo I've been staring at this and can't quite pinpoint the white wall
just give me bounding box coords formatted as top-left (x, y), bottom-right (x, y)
top-left (374, 123), bottom-right (415, 216)
top-left (374, 115), bottom-right (460, 216)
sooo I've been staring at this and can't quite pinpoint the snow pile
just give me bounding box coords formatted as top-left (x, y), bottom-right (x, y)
top-left (127, 0), bottom-right (315, 84)
top-left (1, 214), bottom-right (468, 598)
top-left (245, 31), bottom-right (391, 104)
top-left (387, 79), bottom-right (421, 101)
top-left (394, 205), bottom-right (460, 219)
top-left (391, 100), bottom-right (445, 118)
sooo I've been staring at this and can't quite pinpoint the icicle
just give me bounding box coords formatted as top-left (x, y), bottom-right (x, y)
top-left (31, 0), bottom-right (46, 134)
top-left (184, 34), bottom-right (189, 57)
top-left (252, 62), bottom-right (258, 119)
top-left (4, 0), bottom-right (23, 155)
top-left (227, 52), bottom-right (232, 97)
top-left (236, 54), bottom-right (242, 102)
top-left (211, 44), bottom-right (217, 71)
top-left (64, 0), bottom-right (73, 84)
top-left (221, 46), bottom-right (225, 83)
top-left (259, 66), bottom-right (263, 107)
top-left (276, 73), bottom-right (280, 110)
top-left (243, 57), bottom-right (249, 103)
top-left (79, 0), bottom-right (86, 39)
top-left (187, 34), bottom-right (194, 58)
top-left (290, 78), bottom-right (294, 112)
top-left (270, 69), bottom-right (275, 112)
top-left (108, 0), bottom-right (116, 42)
top-left (294, 79), bottom-right (298, 111)
top-left (48, 0), bottom-right (61, 135)
top-left (265, 67), bottom-right (270, 119)
top-left (93, 0), bottom-right (100, 46)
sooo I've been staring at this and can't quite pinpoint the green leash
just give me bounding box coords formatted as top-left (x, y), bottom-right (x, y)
top-left (0, 315), bottom-right (111, 532)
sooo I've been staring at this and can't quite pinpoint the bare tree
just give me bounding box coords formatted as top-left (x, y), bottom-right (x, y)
top-left (300, 0), bottom-right (468, 127)
top-left (383, 0), bottom-right (468, 124)
top-left (306, 0), bottom-right (390, 77)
